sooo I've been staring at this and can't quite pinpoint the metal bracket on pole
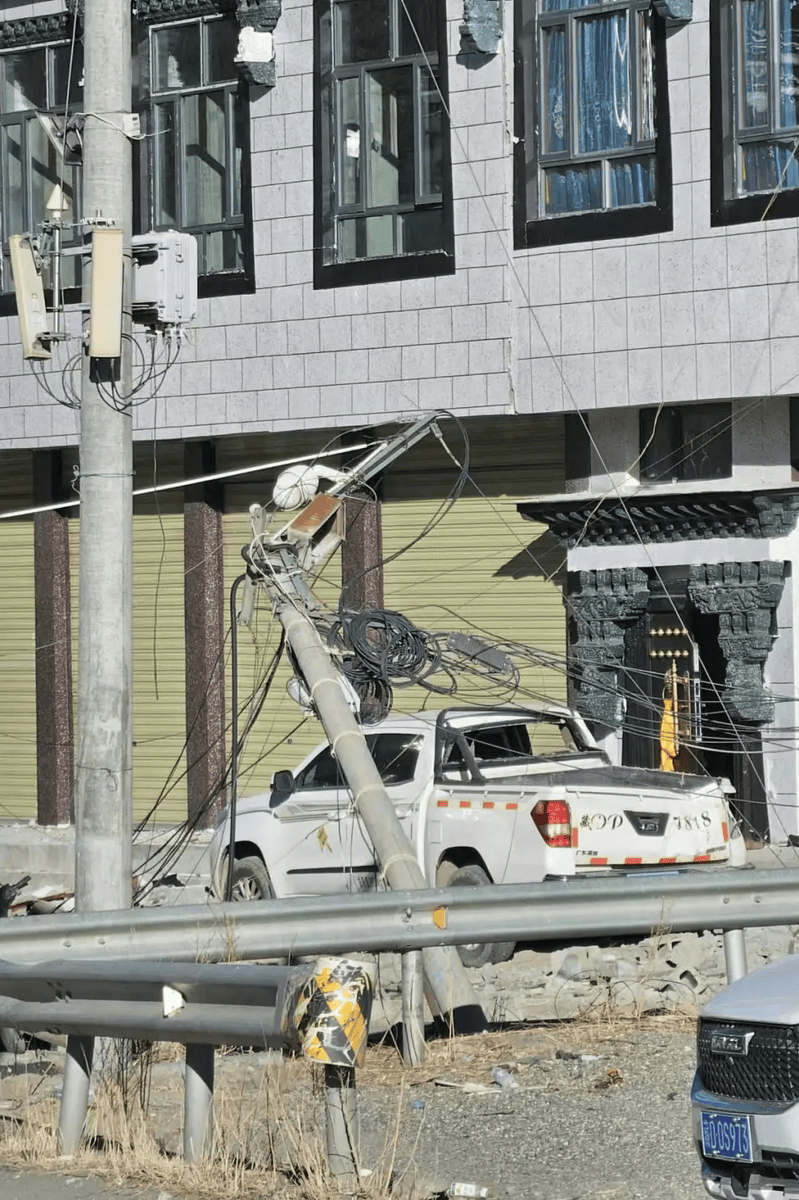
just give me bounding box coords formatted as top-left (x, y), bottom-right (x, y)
top-left (723, 928), bottom-right (748, 983)
top-left (59, 1034), bottom-right (95, 1155)
top-left (184, 1043), bottom-right (215, 1161)
top-left (324, 1063), bottom-right (360, 1185)
top-left (401, 950), bottom-right (425, 1066)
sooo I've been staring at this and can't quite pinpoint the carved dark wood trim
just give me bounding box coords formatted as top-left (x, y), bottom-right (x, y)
top-left (518, 489), bottom-right (799, 548)
top-left (0, 12), bottom-right (76, 49)
top-left (135, 0), bottom-right (235, 23)
top-left (688, 561), bottom-right (785, 724)
top-left (568, 568), bottom-right (650, 729)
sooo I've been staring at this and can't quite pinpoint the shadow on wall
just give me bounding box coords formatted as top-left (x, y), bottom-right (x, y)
top-left (493, 530), bottom-right (565, 585)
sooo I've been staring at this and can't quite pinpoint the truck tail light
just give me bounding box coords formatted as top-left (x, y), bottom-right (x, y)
top-left (532, 799), bottom-right (572, 847)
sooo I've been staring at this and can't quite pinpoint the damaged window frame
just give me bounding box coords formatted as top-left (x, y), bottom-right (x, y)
top-left (0, 35), bottom-right (84, 299)
top-left (313, 0), bottom-right (455, 288)
top-left (135, 9), bottom-right (255, 295)
top-left (514, 0), bottom-right (673, 247)
top-left (712, 0), bottom-right (799, 225)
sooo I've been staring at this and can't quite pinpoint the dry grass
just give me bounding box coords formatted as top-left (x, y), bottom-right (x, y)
top-left (0, 1046), bottom-right (413, 1200)
top-left (0, 995), bottom-right (697, 1199)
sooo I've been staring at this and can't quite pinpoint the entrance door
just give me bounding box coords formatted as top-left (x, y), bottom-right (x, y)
top-left (623, 597), bottom-right (769, 841)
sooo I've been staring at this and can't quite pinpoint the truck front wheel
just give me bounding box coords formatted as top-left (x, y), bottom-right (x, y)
top-left (229, 856), bottom-right (274, 902)
top-left (447, 864), bottom-right (515, 967)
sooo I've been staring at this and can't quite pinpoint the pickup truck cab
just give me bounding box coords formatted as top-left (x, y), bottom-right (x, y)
top-left (210, 702), bottom-right (745, 964)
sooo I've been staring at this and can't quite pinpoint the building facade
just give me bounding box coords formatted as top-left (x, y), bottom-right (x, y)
top-left (0, 0), bottom-right (796, 844)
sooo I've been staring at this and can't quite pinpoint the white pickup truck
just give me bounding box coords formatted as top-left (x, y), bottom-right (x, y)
top-left (210, 701), bottom-right (745, 965)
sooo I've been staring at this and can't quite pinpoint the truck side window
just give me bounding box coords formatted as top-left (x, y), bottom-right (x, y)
top-left (294, 747), bottom-right (343, 789)
top-left (470, 724), bottom-right (532, 762)
top-left (366, 734), bottom-right (422, 785)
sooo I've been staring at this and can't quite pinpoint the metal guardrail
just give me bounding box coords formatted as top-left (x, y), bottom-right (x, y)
top-left (0, 955), bottom-right (374, 1181)
top-left (0, 959), bottom-right (306, 1046)
top-left (0, 868), bottom-right (794, 964)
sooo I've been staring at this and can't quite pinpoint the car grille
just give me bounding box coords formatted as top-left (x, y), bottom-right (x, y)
top-left (698, 1019), bottom-right (799, 1104)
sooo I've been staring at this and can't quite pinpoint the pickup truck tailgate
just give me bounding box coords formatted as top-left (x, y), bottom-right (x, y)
top-left (547, 766), bottom-right (731, 868)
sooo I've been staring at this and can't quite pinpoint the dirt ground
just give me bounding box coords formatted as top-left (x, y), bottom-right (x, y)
top-left (0, 1013), bottom-right (707, 1200)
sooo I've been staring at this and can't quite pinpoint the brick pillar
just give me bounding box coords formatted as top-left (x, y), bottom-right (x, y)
top-left (33, 450), bottom-right (74, 825)
top-left (184, 441), bottom-right (226, 828)
top-left (341, 496), bottom-right (384, 612)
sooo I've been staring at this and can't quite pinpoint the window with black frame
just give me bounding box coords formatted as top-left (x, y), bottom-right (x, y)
top-left (712, 0), bottom-right (799, 224)
top-left (639, 403), bottom-right (733, 483)
top-left (0, 38), bottom-right (83, 295)
top-left (315, 0), bottom-right (454, 286)
top-left (142, 13), bottom-right (249, 284)
top-left (515, 0), bottom-right (672, 247)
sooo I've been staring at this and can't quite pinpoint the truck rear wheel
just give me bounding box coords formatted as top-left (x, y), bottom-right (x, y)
top-left (229, 856), bottom-right (274, 902)
top-left (447, 864), bottom-right (515, 968)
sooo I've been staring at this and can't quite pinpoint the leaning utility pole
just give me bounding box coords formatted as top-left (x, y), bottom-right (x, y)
top-left (73, 0), bottom-right (134, 913)
top-left (240, 414), bottom-right (485, 1028)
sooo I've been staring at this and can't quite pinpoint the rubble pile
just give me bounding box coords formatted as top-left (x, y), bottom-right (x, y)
top-left (371, 926), bottom-right (798, 1028)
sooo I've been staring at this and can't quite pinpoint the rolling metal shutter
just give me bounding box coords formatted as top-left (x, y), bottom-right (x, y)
top-left (0, 521), bottom-right (37, 820)
top-left (380, 415), bottom-right (567, 716)
top-left (219, 415), bottom-right (567, 792)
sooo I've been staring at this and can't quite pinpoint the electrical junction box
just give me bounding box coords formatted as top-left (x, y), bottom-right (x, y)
top-left (132, 230), bottom-right (197, 326)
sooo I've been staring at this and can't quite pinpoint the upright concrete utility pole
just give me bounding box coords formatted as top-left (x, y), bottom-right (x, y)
top-left (60, 0), bottom-right (134, 1149)
top-left (74, 0), bottom-right (134, 913)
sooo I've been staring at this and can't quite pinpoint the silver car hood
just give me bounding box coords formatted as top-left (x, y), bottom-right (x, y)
top-left (701, 955), bottom-right (799, 1025)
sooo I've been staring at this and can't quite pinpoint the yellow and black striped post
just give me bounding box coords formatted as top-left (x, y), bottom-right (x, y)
top-left (293, 957), bottom-right (374, 1182)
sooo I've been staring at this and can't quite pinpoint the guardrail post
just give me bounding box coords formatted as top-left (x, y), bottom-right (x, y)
top-left (723, 928), bottom-right (748, 983)
top-left (324, 1063), bottom-right (359, 1184)
top-left (184, 1043), bottom-right (214, 1161)
top-left (401, 950), bottom-right (425, 1066)
top-left (59, 1034), bottom-right (94, 1155)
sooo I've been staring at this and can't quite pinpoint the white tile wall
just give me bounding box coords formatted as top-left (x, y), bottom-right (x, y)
top-left (3, 0), bottom-right (799, 448)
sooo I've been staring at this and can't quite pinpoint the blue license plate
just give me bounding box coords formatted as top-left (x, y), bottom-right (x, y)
top-left (700, 1111), bottom-right (753, 1162)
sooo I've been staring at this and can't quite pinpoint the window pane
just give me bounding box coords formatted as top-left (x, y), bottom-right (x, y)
top-left (367, 67), bottom-right (414, 208)
top-left (542, 25), bottom-right (566, 153)
top-left (232, 91), bottom-right (245, 216)
top-left (543, 162), bottom-right (603, 212)
top-left (400, 207), bottom-right (446, 252)
top-left (338, 76), bottom-right (361, 205)
top-left (208, 16), bottom-right (239, 84)
top-left (153, 24), bottom-right (201, 92)
top-left (640, 407), bottom-right (679, 481)
top-left (52, 42), bottom-right (84, 109)
top-left (339, 213), bottom-right (395, 259)
top-left (577, 12), bottom-right (632, 153)
top-left (780, 0), bottom-right (799, 127)
top-left (419, 69), bottom-right (444, 198)
top-left (740, 140), bottom-right (799, 190)
top-left (680, 405), bottom-right (732, 481)
top-left (2, 123), bottom-right (24, 236)
top-left (335, 0), bottom-right (390, 65)
top-left (205, 228), bottom-right (243, 273)
top-left (609, 154), bottom-right (656, 205)
top-left (29, 120), bottom-right (69, 224)
top-left (741, 0), bottom-right (769, 128)
top-left (399, 0), bottom-right (438, 55)
top-left (184, 91), bottom-right (227, 225)
top-left (542, 0), bottom-right (595, 11)
top-left (639, 9), bottom-right (655, 141)
top-left (1, 50), bottom-right (47, 112)
top-left (154, 103), bottom-right (177, 225)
